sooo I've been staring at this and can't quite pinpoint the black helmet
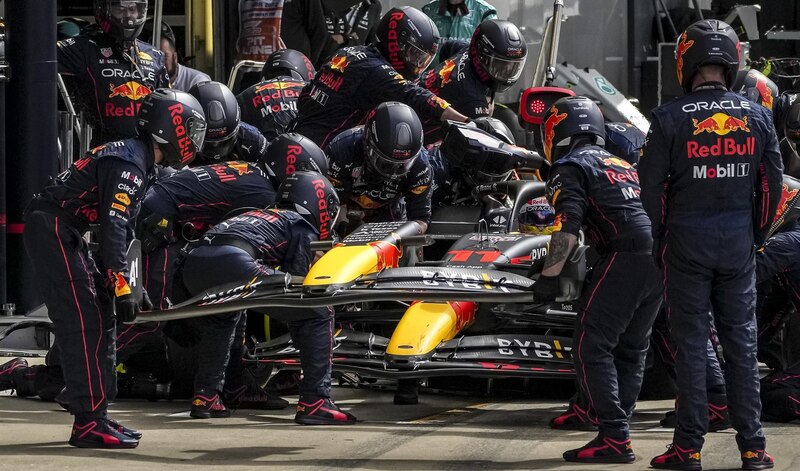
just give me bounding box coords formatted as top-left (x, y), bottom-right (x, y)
top-left (375, 7), bottom-right (440, 80)
top-left (137, 88), bottom-right (207, 168)
top-left (187, 81), bottom-right (240, 162)
top-left (262, 49), bottom-right (316, 82)
top-left (363, 102), bottom-right (423, 179)
top-left (675, 19), bottom-right (740, 93)
top-left (739, 69), bottom-right (779, 112)
top-left (473, 117), bottom-right (516, 145)
top-left (94, 0), bottom-right (147, 44)
top-left (540, 96), bottom-right (606, 164)
top-left (468, 20), bottom-right (528, 92)
top-left (278, 171), bottom-right (340, 240)
top-left (262, 133), bottom-right (329, 184)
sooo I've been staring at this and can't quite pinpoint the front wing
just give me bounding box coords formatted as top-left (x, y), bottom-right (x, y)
top-left (253, 329), bottom-right (575, 380)
top-left (134, 267), bottom-right (539, 323)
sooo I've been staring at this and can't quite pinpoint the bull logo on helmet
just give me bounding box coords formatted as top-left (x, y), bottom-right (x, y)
top-left (543, 106), bottom-right (568, 162)
top-left (675, 32), bottom-right (694, 85)
top-left (755, 75), bottom-right (775, 110)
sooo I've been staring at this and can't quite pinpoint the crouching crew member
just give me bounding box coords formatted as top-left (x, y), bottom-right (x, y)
top-left (179, 171), bottom-right (355, 424)
top-left (23, 89), bottom-right (206, 448)
top-left (325, 102), bottom-right (432, 233)
top-left (533, 96), bottom-right (662, 463)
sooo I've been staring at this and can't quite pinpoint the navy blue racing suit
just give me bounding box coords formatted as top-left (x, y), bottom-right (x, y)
top-left (292, 46), bottom-right (452, 148)
top-left (639, 85), bottom-right (783, 451)
top-left (58, 26), bottom-right (170, 145)
top-left (237, 77), bottom-right (306, 141)
top-left (325, 126), bottom-right (433, 225)
top-left (180, 209), bottom-right (333, 399)
top-left (422, 146), bottom-right (474, 208)
top-left (23, 138), bottom-right (154, 418)
top-left (420, 50), bottom-right (492, 145)
top-left (545, 145), bottom-right (662, 439)
top-left (116, 161), bottom-right (277, 362)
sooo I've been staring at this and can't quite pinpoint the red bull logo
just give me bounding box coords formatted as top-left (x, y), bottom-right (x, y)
top-left (601, 156), bottom-right (633, 169)
top-left (692, 113), bottom-right (749, 136)
top-left (168, 103), bottom-right (196, 164)
top-left (438, 59), bottom-right (456, 85)
top-left (543, 106), bottom-right (568, 162)
top-left (108, 81), bottom-right (151, 100)
top-left (755, 75), bottom-right (775, 110)
top-left (774, 184), bottom-right (799, 222)
top-left (329, 55), bottom-right (350, 73)
top-left (676, 33), bottom-right (694, 85)
top-left (228, 162), bottom-right (253, 176)
top-left (254, 81), bottom-right (294, 93)
top-left (312, 179), bottom-right (333, 240)
top-left (687, 137), bottom-right (756, 158)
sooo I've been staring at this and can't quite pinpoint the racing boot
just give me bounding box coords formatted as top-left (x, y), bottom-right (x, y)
top-left (562, 434), bottom-right (636, 464)
top-left (650, 443), bottom-right (702, 471)
top-left (393, 379), bottom-right (419, 405)
top-left (0, 358), bottom-right (28, 391)
top-left (106, 416), bottom-right (143, 440)
top-left (69, 417), bottom-right (140, 449)
top-left (190, 389), bottom-right (232, 419)
top-left (741, 450), bottom-right (774, 470)
top-left (549, 402), bottom-right (597, 431)
top-left (295, 397), bottom-right (357, 425)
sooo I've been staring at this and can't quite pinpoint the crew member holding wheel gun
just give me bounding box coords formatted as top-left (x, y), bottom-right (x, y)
top-left (533, 96), bottom-right (661, 464)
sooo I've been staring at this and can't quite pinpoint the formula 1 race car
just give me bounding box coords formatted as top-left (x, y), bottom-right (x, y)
top-left (248, 178), bottom-right (590, 403)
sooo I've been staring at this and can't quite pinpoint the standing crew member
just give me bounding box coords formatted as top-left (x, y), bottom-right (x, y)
top-left (237, 49), bottom-right (315, 141)
top-left (23, 89), bottom-right (206, 448)
top-left (533, 96), bottom-right (662, 464)
top-left (640, 19), bottom-right (783, 471)
top-left (58, 0), bottom-right (170, 145)
top-left (421, 19), bottom-right (527, 144)
top-left (292, 6), bottom-right (470, 149)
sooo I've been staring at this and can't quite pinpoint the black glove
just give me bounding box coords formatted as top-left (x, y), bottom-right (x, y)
top-left (112, 272), bottom-right (140, 323)
top-left (139, 213), bottom-right (174, 254)
top-left (533, 274), bottom-right (560, 303)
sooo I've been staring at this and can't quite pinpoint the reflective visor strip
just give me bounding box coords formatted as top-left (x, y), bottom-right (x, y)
top-left (368, 145), bottom-right (416, 177)
top-left (405, 42), bottom-right (434, 73)
top-left (483, 55), bottom-right (526, 83)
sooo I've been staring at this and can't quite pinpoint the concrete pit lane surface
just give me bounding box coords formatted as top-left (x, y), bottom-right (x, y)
top-left (1, 365), bottom-right (799, 470)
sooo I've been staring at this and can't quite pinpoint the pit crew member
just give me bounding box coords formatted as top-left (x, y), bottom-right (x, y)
top-left (58, 0), bottom-right (170, 145)
top-left (237, 49), bottom-right (315, 141)
top-left (22, 89), bottom-right (206, 448)
top-left (178, 171), bottom-right (355, 424)
top-left (420, 19), bottom-right (527, 144)
top-left (291, 6), bottom-right (470, 149)
top-left (325, 102), bottom-right (432, 232)
top-left (639, 20), bottom-right (783, 471)
top-left (533, 96), bottom-right (662, 464)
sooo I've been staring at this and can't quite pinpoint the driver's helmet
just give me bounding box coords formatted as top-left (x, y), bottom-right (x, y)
top-left (94, 0), bottom-right (147, 44)
top-left (519, 196), bottom-right (556, 235)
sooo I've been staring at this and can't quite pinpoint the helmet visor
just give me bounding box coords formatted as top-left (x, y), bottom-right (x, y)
top-left (481, 55), bottom-right (526, 85)
top-left (200, 131), bottom-right (237, 162)
top-left (110, 1), bottom-right (147, 27)
top-left (183, 116), bottom-right (207, 165)
top-left (404, 42), bottom-right (435, 77)
top-left (365, 140), bottom-right (417, 179)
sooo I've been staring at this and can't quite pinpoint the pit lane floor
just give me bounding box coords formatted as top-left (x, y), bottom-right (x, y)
top-left (1, 372), bottom-right (799, 470)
